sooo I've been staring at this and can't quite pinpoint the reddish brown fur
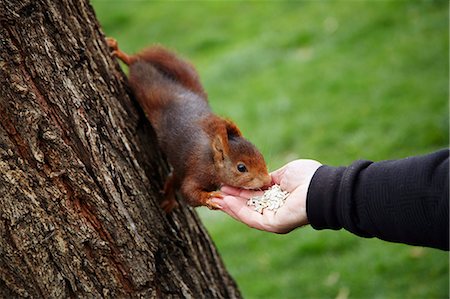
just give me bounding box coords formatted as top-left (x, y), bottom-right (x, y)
top-left (134, 46), bottom-right (207, 99)
top-left (107, 38), bottom-right (271, 211)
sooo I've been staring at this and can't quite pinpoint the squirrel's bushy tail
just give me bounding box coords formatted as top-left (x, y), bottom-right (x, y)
top-left (135, 46), bottom-right (207, 99)
top-left (108, 38), bottom-right (206, 98)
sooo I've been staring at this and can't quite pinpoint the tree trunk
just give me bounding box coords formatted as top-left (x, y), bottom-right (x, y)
top-left (0, 0), bottom-right (241, 298)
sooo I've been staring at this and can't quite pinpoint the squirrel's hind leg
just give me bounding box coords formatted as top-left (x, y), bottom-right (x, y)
top-left (106, 37), bottom-right (134, 65)
top-left (161, 172), bottom-right (179, 213)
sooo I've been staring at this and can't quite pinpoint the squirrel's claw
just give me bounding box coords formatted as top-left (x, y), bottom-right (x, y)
top-left (106, 37), bottom-right (118, 50)
top-left (206, 191), bottom-right (223, 210)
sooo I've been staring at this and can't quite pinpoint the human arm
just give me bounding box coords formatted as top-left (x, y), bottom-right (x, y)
top-left (307, 149), bottom-right (449, 250)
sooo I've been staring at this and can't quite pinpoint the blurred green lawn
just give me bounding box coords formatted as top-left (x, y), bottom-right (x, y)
top-left (92, 1), bottom-right (449, 298)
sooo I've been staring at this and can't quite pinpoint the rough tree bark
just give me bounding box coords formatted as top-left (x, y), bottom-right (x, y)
top-left (0, 0), bottom-right (241, 298)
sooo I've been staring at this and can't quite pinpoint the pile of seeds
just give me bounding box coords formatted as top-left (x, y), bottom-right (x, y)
top-left (247, 184), bottom-right (290, 214)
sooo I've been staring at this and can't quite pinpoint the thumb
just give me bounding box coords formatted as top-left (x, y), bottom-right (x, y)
top-left (270, 164), bottom-right (288, 185)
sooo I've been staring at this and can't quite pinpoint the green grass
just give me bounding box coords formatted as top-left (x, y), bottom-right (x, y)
top-left (92, 1), bottom-right (449, 298)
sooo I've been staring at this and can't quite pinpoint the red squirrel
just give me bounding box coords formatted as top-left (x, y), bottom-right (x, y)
top-left (107, 38), bottom-right (271, 211)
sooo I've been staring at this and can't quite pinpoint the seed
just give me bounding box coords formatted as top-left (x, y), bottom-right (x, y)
top-left (247, 184), bottom-right (289, 214)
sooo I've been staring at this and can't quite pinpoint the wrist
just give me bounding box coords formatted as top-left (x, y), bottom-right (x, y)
top-left (306, 165), bottom-right (345, 230)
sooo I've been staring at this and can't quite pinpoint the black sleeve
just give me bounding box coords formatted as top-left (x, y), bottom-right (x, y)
top-left (306, 149), bottom-right (449, 251)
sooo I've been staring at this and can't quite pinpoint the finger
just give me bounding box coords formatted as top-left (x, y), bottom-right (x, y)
top-left (209, 195), bottom-right (245, 213)
top-left (220, 186), bottom-right (242, 196)
top-left (270, 165), bottom-right (288, 185)
top-left (210, 196), bottom-right (245, 221)
top-left (225, 197), bottom-right (264, 229)
top-left (221, 186), bottom-right (264, 199)
top-left (222, 195), bottom-right (278, 232)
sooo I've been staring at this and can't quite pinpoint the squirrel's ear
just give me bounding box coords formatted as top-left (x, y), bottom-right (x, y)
top-left (212, 134), bottom-right (226, 165)
top-left (202, 116), bottom-right (236, 164)
top-left (224, 119), bottom-right (242, 138)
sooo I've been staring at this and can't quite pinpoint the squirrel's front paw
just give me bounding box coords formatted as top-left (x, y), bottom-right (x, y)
top-left (205, 191), bottom-right (223, 210)
top-left (106, 37), bottom-right (118, 49)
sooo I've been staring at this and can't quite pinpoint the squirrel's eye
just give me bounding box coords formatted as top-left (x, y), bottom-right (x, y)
top-left (237, 163), bottom-right (248, 173)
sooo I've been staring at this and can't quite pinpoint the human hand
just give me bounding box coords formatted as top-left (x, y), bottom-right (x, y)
top-left (211, 159), bottom-right (322, 233)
